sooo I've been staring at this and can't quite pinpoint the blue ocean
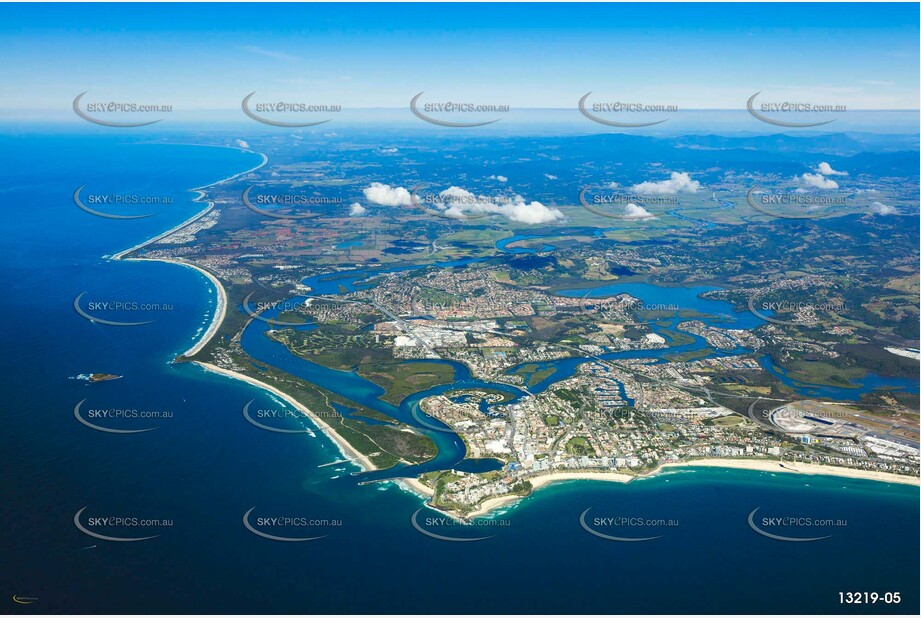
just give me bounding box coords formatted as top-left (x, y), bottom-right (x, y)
top-left (0, 130), bottom-right (917, 614)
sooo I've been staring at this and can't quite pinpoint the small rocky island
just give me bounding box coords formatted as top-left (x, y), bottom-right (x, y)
top-left (72, 373), bottom-right (123, 383)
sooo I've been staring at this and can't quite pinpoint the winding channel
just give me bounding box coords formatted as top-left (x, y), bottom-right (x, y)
top-left (238, 233), bottom-right (918, 481)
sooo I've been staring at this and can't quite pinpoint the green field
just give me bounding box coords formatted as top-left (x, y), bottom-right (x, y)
top-left (358, 360), bottom-right (456, 405)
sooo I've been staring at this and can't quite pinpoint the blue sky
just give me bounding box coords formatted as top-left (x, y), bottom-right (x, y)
top-left (1, 2), bottom-right (918, 113)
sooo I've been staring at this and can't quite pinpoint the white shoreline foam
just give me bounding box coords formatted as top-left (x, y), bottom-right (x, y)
top-left (110, 147), bottom-right (267, 260)
top-left (102, 144), bottom-right (374, 472)
top-left (428, 460), bottom-right (919, 520)
top-left (100, 143), bottom-right (918, 522)
top-left (196, 361), bottom-right (374, 472)
top-left (109, 146), bottom-right (267, 358)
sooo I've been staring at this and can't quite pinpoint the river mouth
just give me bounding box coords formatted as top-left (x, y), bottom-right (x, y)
top-left (236, 250), bottom-right (771, 480)
top-left (237, 238), bottom-right (919, 480)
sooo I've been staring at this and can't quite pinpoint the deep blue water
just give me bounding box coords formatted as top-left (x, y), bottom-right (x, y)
top-left (1, 132), bottom-right (917, 614)
top-left (559, 281), bottom-right (765, 330)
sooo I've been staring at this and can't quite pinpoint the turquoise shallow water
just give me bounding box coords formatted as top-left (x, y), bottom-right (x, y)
top-left (0, 131), bottom-right (918, 614)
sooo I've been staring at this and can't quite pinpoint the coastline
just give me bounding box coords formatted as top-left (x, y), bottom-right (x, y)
top-left (151, 257), bottom-right (227, 357)
top-left (462, 471), bottom-right (635, 519)
top-left (196, 361), bottom-right (375, 472)
top-left (396, 477), bottom-right (436, 500)
top-left (111, 148), bottom-right (267, 259)
top-left (433, 460), bottom-right (918, 520)
top-left (109, 146), bottom-right (266, 352)
top-left (103, 144), bottom-right (378, 476)
top-left (98, 143), bottom-right (918, 522)
top-left (652, 458), bottom-right (920, 487)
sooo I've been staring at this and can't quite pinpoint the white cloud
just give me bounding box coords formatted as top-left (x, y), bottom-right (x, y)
top-left (239, 45), bottom-right (301, 63)
top-left (489, 175), bottom-right (508, 183)
top-left (798, 173), bottom-right (839, 190)
top-left (435, 186), bottom-right (563, 224)
top-left (855, 188), bottom-right (879, 194)
top-left (816, 162), bottom-right (847, 176)
top-left (606, 181), bottom-right (620, 189)
top-left (349, 202), bottom-right (367, 216)
top-left (380, 147), bottom-right (398, 154)
top-left (235, 139), bottom-right (250, 149)
top-left (439, 186), bottom-right (474, 201)
top-left (544, 174), bottom-right (558, 180)
top-left (362, 182), bottom-right (411, 206)
top-left (870, 201), bottom-right (897, 215)
top-left (504, 200), bottom-right (564, 224)
top-left (623, 203), bottom-right (653, 219)
top-left (631, 172), bottom-right (700, 195)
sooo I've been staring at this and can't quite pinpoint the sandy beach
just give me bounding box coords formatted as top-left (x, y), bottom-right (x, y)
top-left (176, 260), bottom-right (226, 357)
top-left (197, 361), bottom-right (375, 472)
top-left (109, 203), bottom-right (214, 260)
top-left (399, 477), bottom-right (435, 497)
top-left (101, 145), bottom-right (919, 524)
top-left (528, 470), bottom-right (635, 489)
top-left (461, 471), bottom-right (636, 519)
top-left (132, 257), bottom-right (227, 357)
top-left (448, 461), bottom-right (918, 520)
top-left (109, 148), bottom-right (268, 353)
top-left (654, 458), bottom-right (920, 486)
top-left (110, 147), bottom-right (267, 260)
top-left (462, 495), bottom-right (521, 519)
top-left (104, 146), bottom-right (375, 472)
